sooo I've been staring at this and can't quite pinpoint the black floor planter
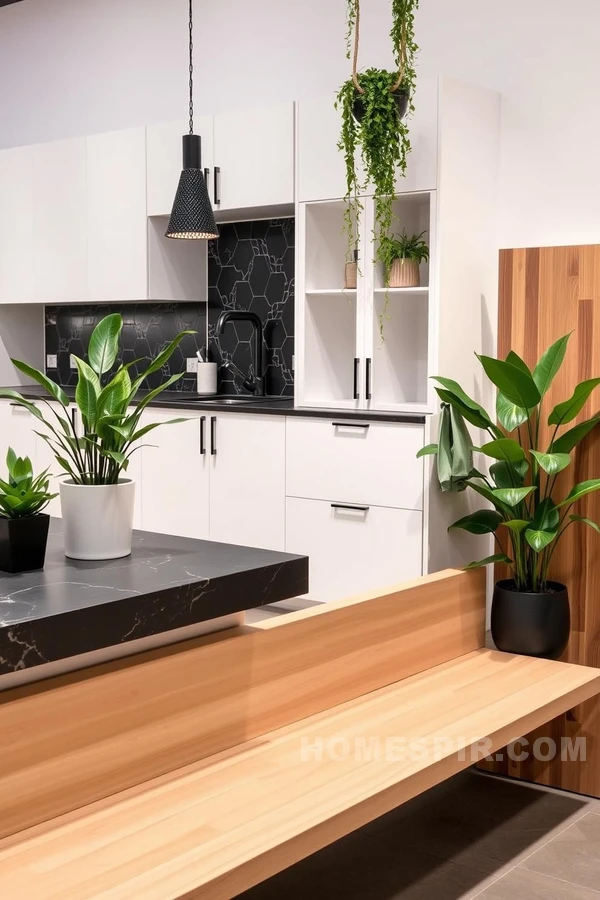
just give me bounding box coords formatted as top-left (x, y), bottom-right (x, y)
top-left (0, 514), bottom-right (50, 574)
top-left (352, 88), bottom-right (410, 124)
top-left (491, 579), bottom-right (570, 660)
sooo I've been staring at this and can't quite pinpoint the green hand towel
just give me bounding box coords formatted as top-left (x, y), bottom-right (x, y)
top-left (437, 403), bottom-right (473, 492)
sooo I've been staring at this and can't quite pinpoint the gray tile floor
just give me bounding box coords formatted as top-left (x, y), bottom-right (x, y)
top-left (234, 759), bottom-right (600, 898)
top-left (241, 607), bottom-right (600, 898)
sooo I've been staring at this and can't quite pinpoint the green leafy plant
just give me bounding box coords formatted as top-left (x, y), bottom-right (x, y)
top-left (0, 314), bottom-right (194, 486)
top-left (379, 229), bottom-right (429, 283)
top-left (336, 1), bottom-right (419, 266)
top-left (418, 333), bottom-right (600, 592)
top-left (0, 449), bottom-right (56, 519)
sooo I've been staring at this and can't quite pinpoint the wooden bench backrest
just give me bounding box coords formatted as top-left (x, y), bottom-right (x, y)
top-left (0, 568), bottom-right (485, 840)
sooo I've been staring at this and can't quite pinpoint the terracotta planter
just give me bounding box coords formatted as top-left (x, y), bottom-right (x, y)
top-left (388, 258), bottom-right (420, 288)
top-left (344, 261), bottom-right (357, 289)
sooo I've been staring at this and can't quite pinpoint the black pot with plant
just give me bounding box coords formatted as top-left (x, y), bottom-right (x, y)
top-left (0, 449), bottom-right (57, 574)
top-left (336, 0), bottom-right (420, 329)
top-left (418, 332), bottom-right (600, 659)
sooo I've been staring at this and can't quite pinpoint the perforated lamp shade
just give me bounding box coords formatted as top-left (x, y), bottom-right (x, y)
top-left (165, 135), bottom-right (219, 240)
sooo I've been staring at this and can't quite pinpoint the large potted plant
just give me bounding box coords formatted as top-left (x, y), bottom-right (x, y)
top-left (336, 0), bottom-right (419, 277)
top-left (0, 314), bottom-right (192, 561)
top-left (419, 333), bottom-right (600, 659)
top-left (0, 449), bottom-right (56, 573)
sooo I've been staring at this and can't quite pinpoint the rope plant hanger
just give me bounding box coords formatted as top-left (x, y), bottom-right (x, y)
top-left (337, 0), bottom-right (419, 336)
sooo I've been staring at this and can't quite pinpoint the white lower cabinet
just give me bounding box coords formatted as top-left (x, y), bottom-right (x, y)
top-left (209, 413), bottom-right (286, 551)
top-left (140, 410), bottom-right (209, 540)
top-left (286, 497), bottom-right (423, 602)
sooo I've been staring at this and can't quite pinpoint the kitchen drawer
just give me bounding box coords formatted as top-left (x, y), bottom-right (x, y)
top-left (285, 417), bottom-right (424, 510)
top-left (285, 497), bottom-right (423, 602)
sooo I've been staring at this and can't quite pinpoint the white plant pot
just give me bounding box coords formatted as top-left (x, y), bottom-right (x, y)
top-left (59, 478), bottom-right (135, 560)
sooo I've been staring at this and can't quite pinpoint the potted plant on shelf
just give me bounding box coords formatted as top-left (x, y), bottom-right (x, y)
top-left (0, 313), bottom-right (193, 561)
top-left (0, 449), bottom-right (56, 573)
top-left (380, 230), bottom-right (428, 288)
top-left (336, 0), bottom-right (419, 283)
top-left (418, 332), bottom-right (600, 659)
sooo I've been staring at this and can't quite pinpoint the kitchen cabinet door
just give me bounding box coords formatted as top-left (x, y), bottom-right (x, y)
top-left (297, 96), bottom-right (351, 203)
top-left (146, 117), bottom-right (214, 217)
top-left (87, 128), bottom-right (147, 301)
top-left (213, 102), bottom-right (294, 211)
top-left (140, 410), bottom-right (209, 539)
top-left (32, 137), bottom-right (87, 303)
top-left (0, 146), bottom-right (34, 304)
top-left (31, 400), bottom-right (72, 518)
top-left (0, 400), bottom-right (39, 468)
top-left (285, 497), bottom-right (423, 602)
top-left (209, 413), bottom-right (285, 551)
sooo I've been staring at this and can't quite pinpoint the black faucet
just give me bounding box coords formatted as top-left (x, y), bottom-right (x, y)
top-left (215, 310), bottom-right (266, 396)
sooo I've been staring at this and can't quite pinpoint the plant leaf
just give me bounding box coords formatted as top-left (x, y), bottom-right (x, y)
top-left (505, 351), bottom-right (531, 375)
top-left (435, 389), bottom-right (493, 432)
top-left (551, 415), bottom-right (600, 453)
top-left (530, 450), bottom-right (571, 475)
top-left (496, 393), bottom-right (529, 433)
top-left (529, 497), bottom-right (560, 533)
top-left (464, 553), bottom-right (513, 569)
top-left (417, 443), bottom-right (438, 458)
top-left (558, 479), bottom-right (600, 507)
top-left (480, 438), bottom-right (526, 463)
top-left (132, 331), bottom-right (196, 392)
top-left (492, 486), bottom-right (536, 506)
top-left (570, 514), bottom-right (600, 534)
top-left (476, 355), bottom-right (541, 409)
top-left (500, 519), bottom-right (530, 534)
top-left (73, 357), bottom-right (100, 426)
top-left (449, 509), bottom-right (503, 535)
top-left (525, 529), bottom-right (558, 551)
top-left (88, 313), bottom-right (123, 376)
top-left (489, 459), bottom-right (528, 488)
top-left (10, 359), bottom-right (69, 406)
top-left (533, 333), bottom-right (571, 396)
top-left (548, 378), bottom-right (600, 426)
top-left (430, 377), bottom-right (493, 425)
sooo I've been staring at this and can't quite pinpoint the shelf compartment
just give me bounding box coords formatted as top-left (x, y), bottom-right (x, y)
top-left (305, 200), bottom-right (354, 293)
top-left (370, 290), bottom-right (429, 407)
top-left (303, 292), bottom-right (358, 404)
top-left (373, 193), bottom-right (432, 291)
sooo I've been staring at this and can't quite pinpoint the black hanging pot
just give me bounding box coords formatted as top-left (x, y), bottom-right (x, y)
top-left (491, 579), bottom-right (570, 660)
top-left (0, 514), bottom-right (50, 574)
top-left (352, 87), bottom-right (410, 125)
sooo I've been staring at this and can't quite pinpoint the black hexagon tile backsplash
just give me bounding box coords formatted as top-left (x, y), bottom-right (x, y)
top-left (208, 218), bottom-right (295, 397)
top-left (45, 303), bottom-right (207, 392)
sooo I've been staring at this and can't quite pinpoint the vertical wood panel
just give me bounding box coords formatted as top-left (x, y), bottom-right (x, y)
top-left (481, 244), bottom-right (600, 796)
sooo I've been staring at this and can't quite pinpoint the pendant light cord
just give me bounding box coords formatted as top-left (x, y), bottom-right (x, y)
top-left (188, 0), bottom-right (194, 134)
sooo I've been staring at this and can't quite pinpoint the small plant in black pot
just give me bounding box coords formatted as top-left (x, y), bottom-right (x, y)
top-left (0, 449), bottom-right (56, 574)
top-left (418, 332), bottom-right (600, 659)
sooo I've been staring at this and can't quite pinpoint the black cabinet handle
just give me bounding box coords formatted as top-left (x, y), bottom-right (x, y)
top-left (365, 357), bottom-right (372, 401)
top-left (210, 416), bottom-right (217, 455)
top-left (332, 422), bottom-right (370, 430)
top-left (199, 416), bottom-right (206, 455)
top-left (204, 167), bottom-right (210, 190)
top-left (331, 503), bottom-right (370, 513)
top-left (353, 357), bottom-right (360, 401)
top-left (70, 408), bottom-right (77, 433)
top-left (214, 166), bottom-right (220, 205)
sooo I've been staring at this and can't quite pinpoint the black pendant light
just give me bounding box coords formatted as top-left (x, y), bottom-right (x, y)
top-left (165, 0), bottom-right (218, 240)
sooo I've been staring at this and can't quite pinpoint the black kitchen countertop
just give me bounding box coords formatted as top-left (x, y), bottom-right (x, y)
top-left (0, 520), bottom-right (308, 676)
top-left (0, 385), bottom-right (426, 424)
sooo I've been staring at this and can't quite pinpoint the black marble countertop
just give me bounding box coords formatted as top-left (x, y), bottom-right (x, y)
top-left (1, 385), bottom-right (426, 424)
top-left (0, 520), bottom-right (308, 676)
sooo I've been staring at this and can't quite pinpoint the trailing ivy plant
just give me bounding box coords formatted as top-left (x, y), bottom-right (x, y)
top-left (336, 0), bottom-right (419, 276)
top-left (418, 333), bottom-right (600, 593)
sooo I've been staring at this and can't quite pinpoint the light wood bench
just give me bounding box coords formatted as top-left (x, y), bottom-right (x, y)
top-left (1, 569), bottom-right (599, 899)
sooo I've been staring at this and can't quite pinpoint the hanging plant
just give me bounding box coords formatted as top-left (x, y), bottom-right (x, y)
top-left (336, 0), bottom-right (419, 287)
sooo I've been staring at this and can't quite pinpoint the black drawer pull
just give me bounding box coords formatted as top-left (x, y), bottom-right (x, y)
top-left (200, 416), bottom-right (206, 455)
top-left (210, 416), bottom-right (217, 455)
top-left (214, 166), bottom-right (220, 205)
top-left (331, 503), bottom-right (370, 512)
top-left (204, 167), bottom-right (210, 190)
top-left (365, 357), bottom-right (372, 401)
top-left (353, 357), bottom-right (360, 400)
top-left (332, 422), bottom-right (370, 430)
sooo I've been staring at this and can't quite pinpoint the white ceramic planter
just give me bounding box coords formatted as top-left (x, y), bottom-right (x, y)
top-left (59, 478), bottom-right (135, 560)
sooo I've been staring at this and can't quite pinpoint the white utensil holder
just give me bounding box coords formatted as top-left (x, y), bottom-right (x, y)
top-left (197, 362), bottom-right (217, 395)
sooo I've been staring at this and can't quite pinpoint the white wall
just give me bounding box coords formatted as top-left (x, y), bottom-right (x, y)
top-left (0, 0), bottom-right (599, 248)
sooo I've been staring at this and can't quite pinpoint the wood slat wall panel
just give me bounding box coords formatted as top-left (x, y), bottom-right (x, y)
top-left (480, 244), bottom-right (600, 796)
top-left (0, 568), bottom-right (485, 841)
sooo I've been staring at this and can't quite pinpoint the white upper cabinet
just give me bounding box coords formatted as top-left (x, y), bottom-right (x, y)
top-left (146, 116), bottom-right (214, 217)
top-left (213, 102), bottom-right (294, 212)
top-left (32, 137), bottom-right (87, 304)
top-left (0, 146), bottom-right (34, 304)
top-left (86, 127), bottom-right (148, 302)
top-left (297, 96), bottom-right (349, 203)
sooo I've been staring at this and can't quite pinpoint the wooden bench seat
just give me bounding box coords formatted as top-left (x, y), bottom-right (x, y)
top-left (1, 569), bottom-right (599, 898)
